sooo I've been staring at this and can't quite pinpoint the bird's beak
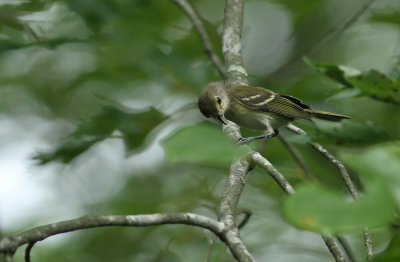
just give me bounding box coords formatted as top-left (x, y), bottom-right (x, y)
top-left (217, 114), bottom-right (227, 125)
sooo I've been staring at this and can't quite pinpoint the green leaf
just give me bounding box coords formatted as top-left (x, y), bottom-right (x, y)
top-left (303, 57), bottom-right (354, 87)
top-left (33, 137), bottom-right (103, 165)
top-left (304, 57), bottom-right (400, 104)
top-left (162, 123), bottom-right (250, 166)
top-left (34, 106), bottom-right (167, 164)
top-left (282, 183), bottom-right (397, 235)
top-left (312, 119), bottom-right (390, 146)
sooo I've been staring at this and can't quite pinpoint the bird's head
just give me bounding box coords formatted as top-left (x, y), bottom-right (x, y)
top-left (198, 82), bottom-right (229, 125)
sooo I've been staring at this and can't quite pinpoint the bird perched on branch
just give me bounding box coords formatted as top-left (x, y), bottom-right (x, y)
top-left (198, 82), bottom-right (350, 144)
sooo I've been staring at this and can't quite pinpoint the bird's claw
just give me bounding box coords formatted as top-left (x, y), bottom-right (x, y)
top-left (236, 137), bottom-right (252, 145)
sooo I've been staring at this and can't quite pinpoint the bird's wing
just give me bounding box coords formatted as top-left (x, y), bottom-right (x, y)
top-left (231, 86), bottom-right (311, 120)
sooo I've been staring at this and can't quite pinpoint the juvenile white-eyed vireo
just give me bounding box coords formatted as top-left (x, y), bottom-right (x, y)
top-left (198, 82), bottom-right (350, 143)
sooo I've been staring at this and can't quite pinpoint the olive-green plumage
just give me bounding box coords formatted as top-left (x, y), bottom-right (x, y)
top-left (198, 82), bottom-right (350, 143)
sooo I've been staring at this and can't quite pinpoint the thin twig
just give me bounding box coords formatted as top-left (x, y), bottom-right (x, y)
top-left (24, 242), bottom-right (36, 262)
top-left (277, 134), bottom-right (315, 181)
top-left (237, 209), bottom-right (252, 229)
top-left (337, 236), bottom-right (357, 262)
top-left (322, 235), bottom-right (347, 262)
top-left (169, 0), bottom-right (227, 79)
top-left (286, 123), bottom-right (373, 261)
top-left (204, 235), bottom-right (218, 262)
top-left (364, 230), bottom-right (373, 261)
top-left (251, 152), bottom-right (295, 194)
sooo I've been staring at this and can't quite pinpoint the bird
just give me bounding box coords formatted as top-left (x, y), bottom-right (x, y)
top-left (198, 82), bottom-right (350, 144)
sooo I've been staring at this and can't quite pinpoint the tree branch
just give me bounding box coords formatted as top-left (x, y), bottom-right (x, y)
top-left (217, 1), bottom-right (258, 261)
top-left (286, 123), bottom-right (373, 261)
top-left (0, 213), bottom-right (224, 255)
top-left (322, 235), bottom-right (347, 262)
top-left (169, 0), bottom-right (227, 79)
top-left (222, 0), bottom-right (248, 86)
top-left (219, 156), bottom-right (255, 262)
top-left (251, 152), bottom-right (295, 194)
top-left (24, 242), bottom-right (36, 262)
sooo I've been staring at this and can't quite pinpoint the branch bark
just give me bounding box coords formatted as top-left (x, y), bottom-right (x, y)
top-left (219, 157), bottom-right (255, 262)
top-left (0, 213), bottom-right (224, 254)
top-left (222, 0), bottom-right (248, 86)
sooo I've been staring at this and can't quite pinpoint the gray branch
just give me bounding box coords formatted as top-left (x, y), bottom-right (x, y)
top-left (286, 123), bottom-right (373, 261)
top-left (219, 156), bottom-right (255, 262)
top-left (251, 152), bottom-right (295, 194)
top-left (218, 1), bottom-right (258, 261)
top-left (0, 213), bottom-right (224, 254)
top-left (222, 0), bottom-right (248, 86)
top-left (169, 0), bottom-right (227, 79)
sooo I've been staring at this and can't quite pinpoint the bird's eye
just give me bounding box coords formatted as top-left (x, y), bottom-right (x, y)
top-left (216, 96), bottom-right (222, 105)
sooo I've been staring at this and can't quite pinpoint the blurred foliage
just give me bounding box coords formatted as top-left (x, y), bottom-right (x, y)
top-left (1, 0), bottom-right (400, 262)
top-left (163, 123), bottom-right (250, 166)
top-left (34, 105), bottom-right (167, 164)
top-left (312, 119), bottom-right (390, 146)
top-left (370, 10), bottom-right (400, 26)
top-left (339, 143), bottom-right (400, 196)
top-left (375, 232), bottom-right (400, 262)
top-left (282, 183), bottom-right (397, 235)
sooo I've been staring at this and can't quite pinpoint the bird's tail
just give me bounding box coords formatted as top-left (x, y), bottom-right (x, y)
top-left (304, 109), bottom-right (350, 122)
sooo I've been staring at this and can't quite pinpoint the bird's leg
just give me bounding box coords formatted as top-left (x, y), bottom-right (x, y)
top-left (236, 129), bottom-right (279, 145)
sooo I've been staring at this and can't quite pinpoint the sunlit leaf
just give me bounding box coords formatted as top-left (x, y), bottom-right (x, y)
top-left (282, 183), bottom-right (397, 234)
top-left (162, 123), bottom-right (250, 166)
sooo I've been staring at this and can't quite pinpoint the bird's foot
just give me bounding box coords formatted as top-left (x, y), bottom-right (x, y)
top-left (236, 134), bottom-right (274, 145)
